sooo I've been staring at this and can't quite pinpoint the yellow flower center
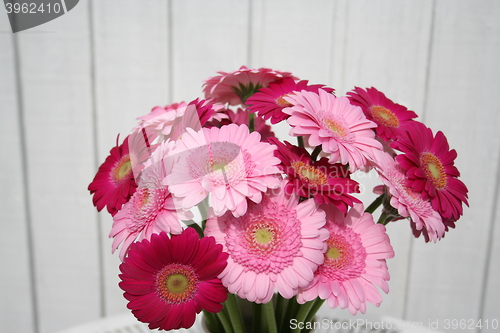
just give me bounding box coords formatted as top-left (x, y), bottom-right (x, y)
top-left (291, 161), bottom-right (328, 186)
top-left (371, 105), bottom-right (399, 127)
top-left (113, 156), bottom-right (132, 182)
top-left (420, 152), bottom-right (447, 189)
top-left (326, 246), bottom-right (341, 260)
top-left (324, 119), bottom-right (347, 137)
top-left (255, 228), bottom-right (274, 245)
top-left (166, 274), bottom-right (189, 294)
top-left (155, 264), bottom-right (198, 304)
top-left (275, 95), bottom-right (293, 107)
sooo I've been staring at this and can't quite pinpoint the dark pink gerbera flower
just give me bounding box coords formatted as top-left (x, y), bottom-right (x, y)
top-left (391, 121), bottom-right (469, 221)
top-left (203, 66), bottom-right (297, 105)
top-left (246, 77), bottom-right (335, 124)
top-left (269, 138), bottom-right (360, 212)
top-left (119, 229), bottom-right (228, 331)
top-left (88, 136), bottom-right (137, 215)
top-left (347, 87), bottom-right (418, 142)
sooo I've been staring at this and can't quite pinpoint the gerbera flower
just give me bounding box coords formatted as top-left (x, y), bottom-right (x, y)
top-left (246, 77), bottom-right (335, 124)
top-left (88, 136), bottom-right (137, 215)
top-left (375, 152), bottom-right (445, 242)
top-left (119, 229), bottom-right (229, 331)
top-left (391, 121), bottom-right (469, 221)
top-left (165, 124), bottom-right (281, 217)
top-left (137, 102), bottom-right (187, 142)
top-left (110, 140), bottom-right (193, 260)
top-left (203, 66), bottom-right (297, 105)
top-left (297, 204), bottom-right (394, 315)
top-left (283, 89), bottom-right (383, 171)
top-left (269, 138), bottom-right (360, 212)
top-left (204, 181), bottom-right (329, 303)
top-left (347, 87), bottom-right (418, 142)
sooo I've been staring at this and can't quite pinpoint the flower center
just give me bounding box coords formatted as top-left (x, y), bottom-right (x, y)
top-left (275, 95), bottom-right (293, 108)
top-left (127, 186), bottom-right (167, 232)
top-left (112, 155), bottom-right (132, 182)
top-left (371, 105), bottom-right (399, 127)
top-left (155, 263), bottom-right (198, 304)
top-left (246, 219), bottom-right (278, 252)
top-left (324, 119), bottom-right (347, 137)
top-left (255, 228), bottom-right (274, 245)
top-left (319, 225), bottom-right (366, 281)
top-left (291, 161), bottom-right (328, 186)
top-left (420, 152), bottom-right (447, 190)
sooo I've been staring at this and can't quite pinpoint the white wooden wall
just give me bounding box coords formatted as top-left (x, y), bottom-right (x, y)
top-left (1, 1), bottom-right (499, 332)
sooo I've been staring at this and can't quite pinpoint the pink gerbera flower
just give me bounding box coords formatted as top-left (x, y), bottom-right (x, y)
top-left (203, 66), bottom-right (297, 105)
top-left (391, 121), bottom-right (469, 221)
top-left (297, 204), bottom-right (394, 315)
top-left (88, 136), bottom-right (137, 215)
top-left (347, 87), bottom-right (418, 142)
top-left (269, 138), bottom-right (360, 212)
top-left (375, 152), bottom-right (445, 242)
top-left (283, 90), bottom-right (383, 171)
top-left (110, 140), bottom-right (193, 260)
top-left (119, 229), bottom-right (229, 331)
top-left (246, 77), bottom-right (335, 124)
top-left (165, 124), bottom-right (281, 217)
top-left (204, 181), bottom-right (329, 303)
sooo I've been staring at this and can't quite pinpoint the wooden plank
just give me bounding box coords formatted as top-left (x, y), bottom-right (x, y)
top-left (15, 3), bottom-right (101, 332)
top-left (0, 15), bottom-right (36, 333)
top-left (405, 1), bottom-right (500, 331)
top-left (170, 0), bottom-right (251, 102)
top-left (90, 0), bottom-right (170, 316)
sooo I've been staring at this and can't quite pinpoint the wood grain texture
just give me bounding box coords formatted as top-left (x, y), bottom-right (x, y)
top-left (405, 1), bottom-right (500, 331)
top-left (0, 14), bottom-right (36, 333)
top-left (14, 3), bottom-right (101, 332)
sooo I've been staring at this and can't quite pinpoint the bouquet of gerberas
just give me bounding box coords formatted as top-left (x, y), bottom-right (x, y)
top-left (88, 66), bottom-right (469, 332)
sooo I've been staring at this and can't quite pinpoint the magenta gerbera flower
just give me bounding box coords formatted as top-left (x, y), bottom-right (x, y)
top-left (347, 87), bottom-right (418, 142)
top-left (375, 152), bottom-right (445, 242)
top-left (204, 181), bottom-right (329, 303)
top-left (391, 121), bottom-right (469, 221)
top-left (203, 66), bottom-right (297, 105)
top-left (119, 229), bottom-right (229, 331)
top-left (283, 89), bottom-right (383, 171)
top-left (165, 124), bottom-right (281, 217)
top-left (269, 138), bottom-right (360, 212)
top-left (297, 204), bottom-right (394, 315)
top-left (110, 141), bottom-right (193, 260)
top-left (246, 77), bottom-right (335, 124)
top-left (88, 136), bottom-right (138, 215)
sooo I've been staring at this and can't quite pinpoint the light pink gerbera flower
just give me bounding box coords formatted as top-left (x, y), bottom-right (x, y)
top-left (204, 181), bottom-right (329, 303)
top-left (246, 77), bottom-right (335, 124)
top-left (297, 204), bottom-right (394, 315)
top-left (165, 124), bottom-right (281, 217)
top-left (110, 140), bottom-right (193, 260)
top-left (375, 152), bottom-right (445, 242)
top-left (283, 89), bottom-right (383, 171)
top-left (88, 136), bottom-right (137, 215)
top-left (347, 87), bottom-right (418, 142)
top-left (203, 66), bottom-right (297, 105)
top-left (391, 121), bottom-right (469, 222)
top-left (119, 229), bottom-right (228, 331)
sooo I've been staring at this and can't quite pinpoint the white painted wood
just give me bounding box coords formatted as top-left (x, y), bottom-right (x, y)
top-left (14, 3), bottom-right (101, 332)
top-left (170, 0), bottom-right (251, 102)
top-left (405, 1), bottom-right (500, 332)
top-left (89, 0), bottom-right (170, 316)
top-left (0, 14), bottom-right (36, 333)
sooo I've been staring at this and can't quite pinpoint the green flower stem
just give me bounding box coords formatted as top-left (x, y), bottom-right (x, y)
top-left (377, 210), bottom-right (397, 225)
top-left (303, 298), bottom-right (325, 327)
top-left (188, 223), bottom-right (204, 238)
top-left (291, 301), bottom-right (315, 333)
top-left (297, 136), bottom-right (304, 148)
top-left (217, 307), bottom-right (235, 333)
top-left (310, 145), bottom-right (322, 162)
top-left (225, 293), bottom-right (245, 333)
top-left (249, 112), bottom-right (255, 132)
top-left (262, 301), bottom-right (278, 333)
top-left (364, 193), bottom-right (384, 214)
top-left (252, 302), bottom-right (262, 333)
top-left (280, 296), bottom-right (299, 333)
top-left (275, 294), bottom-right (286, 332)
top-left (203, 310), bottom-right (223, 333)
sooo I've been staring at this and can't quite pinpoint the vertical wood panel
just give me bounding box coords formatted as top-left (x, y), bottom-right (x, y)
top-left (0, 14), bottom-right (35, 333)
top-left (406, 1), bottom-right (500, 331)
top-left (15, 3), bottom-right (101, 332)
top-left (171, 0), bottom-right (250, 102)
top-left (90, 0), bottom-right (170, 316)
